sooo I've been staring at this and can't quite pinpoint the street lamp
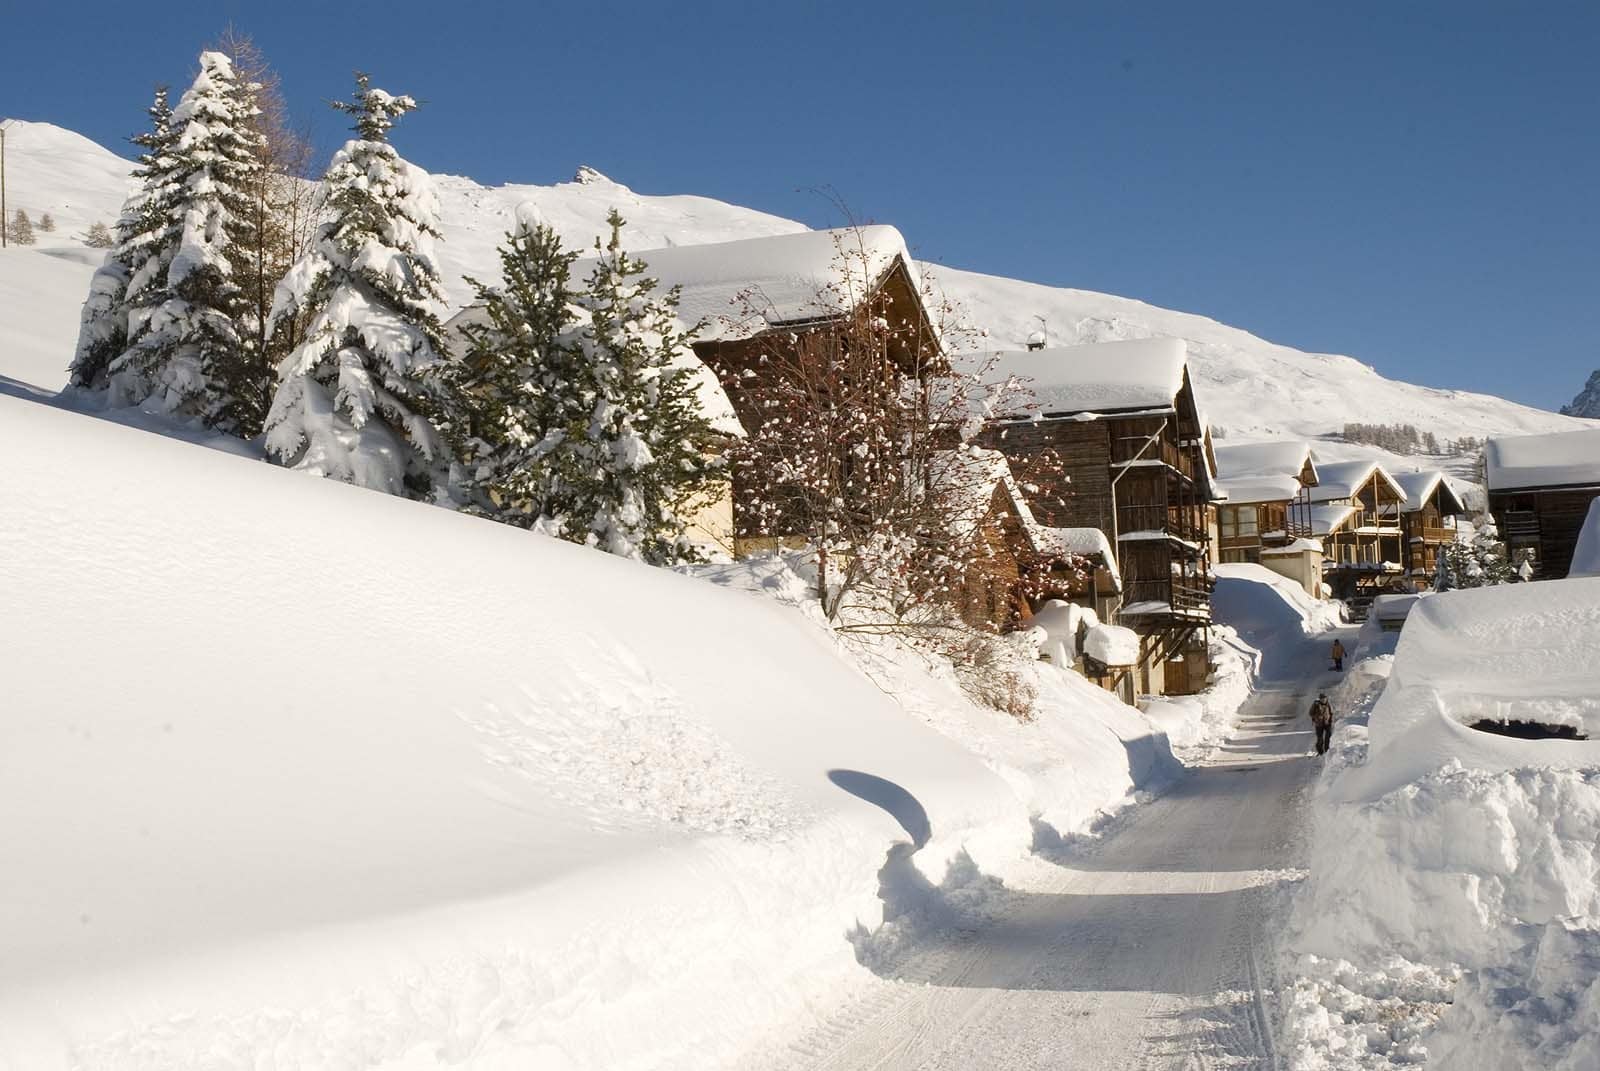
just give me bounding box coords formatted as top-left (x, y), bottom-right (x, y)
top-left (0, 119), bottom-right (12, 250)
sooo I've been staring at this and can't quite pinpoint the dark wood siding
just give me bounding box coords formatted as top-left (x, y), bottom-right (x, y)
top-left (1490, 486), bottom-right (1600, 579)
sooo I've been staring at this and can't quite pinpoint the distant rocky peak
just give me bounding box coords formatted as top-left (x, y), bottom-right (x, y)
top-left (1561, 369), bottom-right (1600, 418)
top-left (572, 165), bottom-right (609, 186)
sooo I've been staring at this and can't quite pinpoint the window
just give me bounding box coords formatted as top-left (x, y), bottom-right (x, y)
top-left (1220, 505), bottom-right (1260, 540)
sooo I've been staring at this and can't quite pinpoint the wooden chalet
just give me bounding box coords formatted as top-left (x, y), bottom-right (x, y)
top-left (969, 337), bottom-right (1222, 697)
top-left (934, 446), bottom-right (1123, 639)
top-left (1389, 470), bottom-right (1468, 587)
top-left (1307, 460), bottom-right (1407, 609)
top-left (622, 226), bottom-right (941, 556)
top-left (1212, 441), bottom-right (1323, 597)
top-left (1485, 429), bottom-right (1600, 579)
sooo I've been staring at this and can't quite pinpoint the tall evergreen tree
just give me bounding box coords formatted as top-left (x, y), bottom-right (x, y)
top-left (69, 86), bottom-right (178, 394)
top-left (555, 210), bottom-right (721, 564)
top-left (112, 51), bottom-right (266, 433)
top-left (264, 74), bottom-right (452, 499)
top-left (447, 207), bottom-right (582, 523)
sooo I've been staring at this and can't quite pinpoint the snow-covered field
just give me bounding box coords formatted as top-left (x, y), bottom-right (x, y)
top-left (0, 388), bottom-right (1185, 1069)
top-left (1285, 578), bottom-right (1600, 1069)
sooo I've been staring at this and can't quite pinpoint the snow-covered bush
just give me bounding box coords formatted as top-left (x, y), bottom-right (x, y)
top-left (1435, 515), bottom-right (1517, 589)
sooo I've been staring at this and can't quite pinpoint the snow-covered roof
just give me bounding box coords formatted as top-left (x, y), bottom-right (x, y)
top-left (1084, 623), bottom-right (1140, 667)
top-left (959, 337), bottom-right (1189, 417)
top-left (1212, 441), bottom-right (1316, 505)
top-left (1371, 593), bottom-right (1422, 623)
top-left (1308, 459), bottom-right (1405, 504)
top-left (1214, 474), bottom-right (1303, 506)
top-left (1390, 469), bottom-right (1467, 515)
top-left (1571, 499), bottom-right (1600, 579)
top-left (1309, 503), bottom-right (1356, 536)
top-left (932, 446), bottom-right (1122, 588)
top-left (441, 304), bottom-right (745, 438)
top-left (588, 225), bottom-right (920, 344)
top-left (1262, 537), bottom-right (1324, 555)
top-left (1484, 428), bottom-right (1600, 492)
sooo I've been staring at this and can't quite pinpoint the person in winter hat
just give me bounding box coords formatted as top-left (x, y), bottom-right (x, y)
top-left (1330, 638), bottom-right (1346, 671)
top-left (1308, 693), bottom-right (1335, 756)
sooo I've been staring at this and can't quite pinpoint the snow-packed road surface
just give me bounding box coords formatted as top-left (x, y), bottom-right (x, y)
top-left (764, 636), bottom-right (1346, 1071)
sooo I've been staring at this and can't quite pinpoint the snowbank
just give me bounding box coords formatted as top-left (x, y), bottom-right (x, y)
top-left (0, 392), bottom-right (1176, 1070)
top-left (1287, 576), bottom-right (1600, 1069)
top-left (1572, 498), bottom-right (1600, 578)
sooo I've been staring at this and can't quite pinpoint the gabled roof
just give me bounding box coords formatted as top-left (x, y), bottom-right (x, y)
top-left (1213, 440), bottom-right (1317, 505)
top-left (930, 445), bottom-right (1121, 588)
top-left (1391, 469), bottom-right (1467, 516)
top-left (1308, 459), bottom-right (1405, 504)
top-left (602, 225), bottom-right (920, 344)
top-left (1309, 502), bottom-right (1357, 536)
top-left (1484, 428), bottom-right (1600, 492)
top-left (960, 337), bottom-right (1190, 417)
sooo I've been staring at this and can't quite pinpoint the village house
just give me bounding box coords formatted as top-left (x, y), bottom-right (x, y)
top-left (968, 337), bottom-right (1223, 697)
top-left (1389, 470), bottom-right (1468, 588)
top-left (1306, 459), bottom-right (1407, 612)
top-left (626, 225), bottom-right (941, 556)
top-left (1212, 440), bottom-right (1323, 597)
top-left (1485, 428), bottom-right (1600, 579)
top-left (935, 444), bottom-right (1123, 644)
top-left (442, 225), bottom-right (937, 557)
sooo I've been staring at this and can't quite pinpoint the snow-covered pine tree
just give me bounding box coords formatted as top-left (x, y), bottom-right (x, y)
top-left (553, 209), bottom-right (721, 564)
top-left (82, 222), bottom-right (115, 249)
top-left (8, 210), bottom-right (35, 245)
top-left (447, 207), bottom-right (582, 524)
top-left (37, 213), bottom-right (55, 233)
top-left (263, 74), bottom-right (452, 499)
top-left (69, 87), bottom-right (178, 393)
top-left (1436, 515), bottom-right (1515, 589)
top-left (110, 51), bottom-right (267, 434)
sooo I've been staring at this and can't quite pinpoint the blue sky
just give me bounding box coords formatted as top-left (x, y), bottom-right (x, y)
top-left (4, 2), bottom-right (1596, 411)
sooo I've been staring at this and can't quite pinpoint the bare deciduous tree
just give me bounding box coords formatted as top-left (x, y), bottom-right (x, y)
top-left (211, 27), bottom-right (321, 422)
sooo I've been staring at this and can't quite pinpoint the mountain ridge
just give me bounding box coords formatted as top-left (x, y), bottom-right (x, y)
top-left (0, 118), bottom-right (1591, 469)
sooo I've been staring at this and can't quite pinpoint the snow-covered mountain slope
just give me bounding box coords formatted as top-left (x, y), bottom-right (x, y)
top-left (2, 118), bottom-right (1590, 458)
top-left (0, 388), bottom-right (1171, 1069)
top-left (938, 266), bottom-right (1594, 447)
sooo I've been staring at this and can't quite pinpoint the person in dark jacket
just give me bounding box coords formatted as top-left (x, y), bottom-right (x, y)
top-left (1330, 638), bottom-right (1346, 671)
top-left (1309, 693), bottom-right (1335, 755)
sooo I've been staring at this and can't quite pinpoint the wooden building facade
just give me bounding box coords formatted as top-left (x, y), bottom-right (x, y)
top-left (1309, 460), bottom-right (1407, 610)
top-left (1390, 471), bottom-right (1467, 588)
top-left (972, 338), bottom-right (1221, 697)
top-left (1486, 429), bottom-right (1600, 580)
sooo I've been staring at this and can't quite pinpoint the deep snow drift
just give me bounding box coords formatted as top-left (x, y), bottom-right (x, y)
top-left (1286, 577), bottom-right (1600, 1070)
top-left (0, 391), bottom-right (1177, 1070)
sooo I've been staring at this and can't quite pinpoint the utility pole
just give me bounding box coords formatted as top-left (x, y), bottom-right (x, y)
top-left (0, 119), bottom-right (9, 250)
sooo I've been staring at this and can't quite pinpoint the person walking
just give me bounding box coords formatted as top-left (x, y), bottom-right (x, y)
top-left (1309, 693), bottom-right (1335, 756)
top-left (1330, 638), bottom-right (1346, 671)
